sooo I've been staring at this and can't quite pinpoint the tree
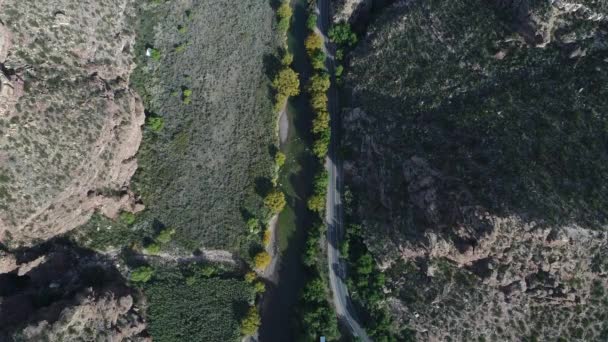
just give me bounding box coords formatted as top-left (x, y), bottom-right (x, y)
top-left (308, 73), bottom-right (330, 94)
top-left (307, 194), bottom-right (325, 213)
top-left (329, 22), bottom-right (357, 46)
top-left (264, 189), bottom-right (286, 213)
top-left (302, 278), bottom-right (326, 303)
top-left (240, 306), bottom-right (261, 336)
top-left (310, 92), bottom-right (328, 112)
top-left (312, 110), bottom-right (330, 134)
top-left (310, 50), bottom-right (326, 70)
top-left (245, 271), bottom-right (257, 283)
top-left (254, 251), bottom-right (271, 270)
top-left (305, 33), bottom-right (324, 55)
top-left (313, 135), bottom-right (329, 159)
top-left (119, 211), bottom-right (137, 225)
top-left (272, 67), bottom-right (300, 97)
top-left (277, 1), bottom-right (292, 20)
top-left (253, 281), bottom-right (266, 294)
top-left (130, 266), bottom-right (154, 283)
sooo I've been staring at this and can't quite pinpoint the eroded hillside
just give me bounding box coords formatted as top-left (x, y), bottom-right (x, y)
top-left (342, 0), bottom-right (608, 340)
top-left (0, 0), bottom-right (144, 247)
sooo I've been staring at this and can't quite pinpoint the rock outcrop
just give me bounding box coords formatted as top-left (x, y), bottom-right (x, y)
top-left (0, 0), bottom-right (145, 247)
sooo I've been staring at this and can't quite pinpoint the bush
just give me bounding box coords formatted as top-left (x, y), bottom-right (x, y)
top-left (281, 52), bottom-right (294, 66)
top-left (313, 135), bottom-right (329, 159)
top-left (310, 92), bottom-right (328, 112)
top-left (329, 22), bottom-right (357, 46)
top-left (306, 14), bottom-right (318, 31)
top-left (240, 306), bottom-right (261, 336)
top-left (245, 271), bottom-right (257, 283)
top-left (272, 67), bottom-right (300, 98)
top-left (182, 88), bottom-right (192, 104)
top-left (275, 151), bottom-right (286, 168)
top-left (155, 227), bottom-right (176, 244)
top-left (310, 50), bottom-right (326, 70)
top-left (119, 211), bottom-right (137, 225)
top-left (247, 218), bottom-right (260, 234)
top-left (312, 110), bottom-right (329, 134)
top-left (277, 1), bottom-right (292, 20)
top-left (146, 116), bottom-right (164, 132)
top-left (144, 242), bottom-right (161, 254)
top-left (150, 48), bottom-right (161, 61)
top-left (253, 281), bottom-right (266, 294)
top-left (263, 229), bottom-right (271, 246)
top-left (264, 189), bottom-right (286, 213)
top-left (130, 266), bottom-right (154, 283)
top-left (254, 251), bottom-right (271, 270)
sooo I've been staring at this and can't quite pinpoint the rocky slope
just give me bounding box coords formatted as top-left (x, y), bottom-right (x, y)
top-left (0, 240), bottom-right (147, 341)
top-left (342, 0), bottom-right (608, 340)
top-left (0, 0), bottom-right (144, 247)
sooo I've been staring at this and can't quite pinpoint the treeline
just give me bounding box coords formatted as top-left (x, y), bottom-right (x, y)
top-left (293, 2), bottom-right (340, 341)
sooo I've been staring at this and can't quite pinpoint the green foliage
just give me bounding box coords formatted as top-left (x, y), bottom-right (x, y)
top-left (307, 73), bottom-right (330, 94)
top-left (150, 48), bottom-right (162, 61)
top-left (247, 218), bottom-right (261, 234)
top-left (335, 64), bottom-right (344, 78)
top-left (312, 110), bottom-right (329, 134)
top-left (144, 242), bottom-right (161, 254)
top-left (306, 14), bottom-right (318, 31)
top-left (244, 271), bottom-right (257, 283)
top-left (177, 25), bottom-right (187, 34)
top-left (182, 88), bottom-right (192, 104)
top-left (264, 189), bottom-right (286, 213)
top-left (329, 22), bottom-right (357, 47)
top-left (253, 281), bottom-right (266, 294)
top-left (310, 50), bottom-right (326, 70)
top-left (155, 227), bottom-right (175, 244)
top-left (276, 1), bottom-right (292, 34)
top-left (119, 211), bottom-right (137, 225)
top-left (275, 151), bottom-right (286, 168)
top-left (174, 42), bottom-right (189, 53)
top-left (130, 266), bottom-right (154, 283)
top-left (144, 268), bottom-right (254, 341)
top-left (240, 306), bottom-right (261, 336)
top-left (146, 116), bottom-right (164, 132)
top-left (281, 52), bottom-right (294, 66)
top-left (312, 131), bottom-right (329, 159)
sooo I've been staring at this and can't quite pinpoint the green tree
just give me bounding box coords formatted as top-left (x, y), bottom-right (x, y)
top-left (281, 52), bottom-right (294, 66)
top-left (119, 211), bottom-right (137, 225)
top-left (306, 14), bottom-right (318, 31)
top-left (310, 92), bottom-right (328, 112)
top-left (329, 22), bottom-right (357, 46)
top-left (253, 281), bottom-right (266, 294)
top-left (247, 218), bottom-right (261, 234)
top-left (277, 1), bottom-right (292, 20)
top-left (240, 306), bottom-right (261, 336)
top-left (146, 116), bottom-right (164, 132)
top-left (144, 242), bottom-right (161, 255)
top-left (264, 189), bottom-right (286, 213)
top-left (308, 73), bottom-right (331, 94)
top-left (312, 110), bottom-right (330, 134)
top-left (130, 266), bottom-right (154, 283)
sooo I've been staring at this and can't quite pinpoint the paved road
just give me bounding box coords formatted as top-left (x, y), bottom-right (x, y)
top-left (316, 0), bottom-right (371, 341)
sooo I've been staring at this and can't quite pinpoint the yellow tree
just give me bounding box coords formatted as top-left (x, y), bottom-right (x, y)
top-left (254, 251), bottom-right (272, 270)
top-left (272, 67), bottom-right (300, 97)
top-left (305, 33), bottom-right (324, 55)
top-left (240, 306), bottom-right (261, 336)
top-left (264, 189), bottom-right (286, 213)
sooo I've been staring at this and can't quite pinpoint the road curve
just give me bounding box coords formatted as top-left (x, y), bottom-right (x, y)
top-left (316, 0), bottom-right (371, 341)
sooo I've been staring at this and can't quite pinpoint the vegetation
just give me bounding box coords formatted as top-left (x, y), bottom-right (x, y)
top-left (276, 0), bottom-right (293, 34)
top-left (305, 33), bottom-right (324, 54)
top-left (130, 266), bottom-right (155, 283)
top-left (264, 189), bottom-right (286, 214)
top-left (130, 0), bottom-right (277, 252)
top-left (146, 116), bottom-right (164, 132)
top-left (143, 267), bottom-right (254, 341)
top-left (328, 22), bottom-right (357, 47)
top-left (272, 67), bottom-right (300, 111)
top-left (253, 251), bottom-right (271, 270)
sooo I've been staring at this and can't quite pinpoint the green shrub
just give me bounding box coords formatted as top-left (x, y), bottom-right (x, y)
top-left (275, 151), bottom-right (286, 168)
top-left (144, 242), bottom-right (161, 254)
top-left (307, 194), bottom-right (325, 213)
top-left (306, 14), bottom-right (318, 31)
top-left (281, 52), bottom-right (294, 66)
top-left (146, 116), bottom-right (164, 132)
top-left (130, 266), bottom-right (154, 283)
top-left (150, 48), bottom-right (162, 61)
top-left (247, 218), bottom-right (261, 234)
top-left (307, 73), bottom-right (330, 94)
top-left (253, 281), bottom-right (266, 294)
top-left (119, 211), bottom-right (137, 225)
top-left (155, 227), bottom-right (176, 243)
top-left (305, 33), bottom-right (323, 55)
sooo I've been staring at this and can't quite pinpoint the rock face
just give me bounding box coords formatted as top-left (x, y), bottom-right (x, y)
top-left (343, 0), bottom-right (608, 340)
top-left (0, 0), bottom-right (144, 247)
top-left (0, 241), bottom-right (147, 341)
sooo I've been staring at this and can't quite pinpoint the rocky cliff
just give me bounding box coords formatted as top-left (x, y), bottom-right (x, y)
top-left (342, 0), bottom-right (608, 340)
top-left (0, 0), bottom-right (145, 247)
